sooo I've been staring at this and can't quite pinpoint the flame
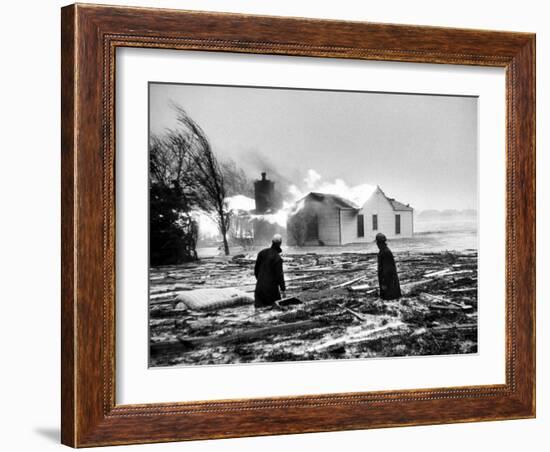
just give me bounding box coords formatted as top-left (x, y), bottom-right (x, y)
top-left (224, 194), bottom-right (255, 212)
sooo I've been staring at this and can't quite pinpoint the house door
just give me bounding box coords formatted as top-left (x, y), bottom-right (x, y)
top-left (395, 214), bottom-right (401, 235)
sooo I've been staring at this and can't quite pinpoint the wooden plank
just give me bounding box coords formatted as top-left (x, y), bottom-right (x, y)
top-left (150, 319), bottom-right (322, 355)
top-left (424, 268), bottom-right (452, 278)
top-left (330, 275), bottom-right (366, 289)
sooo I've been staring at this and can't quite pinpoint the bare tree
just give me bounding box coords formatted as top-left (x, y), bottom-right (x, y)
top-left (172, 104), bottom-right (231, 256)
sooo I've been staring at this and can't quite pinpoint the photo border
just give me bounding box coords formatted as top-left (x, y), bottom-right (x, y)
top-left (61, 4), bottom-right (535, 447)
top-left (146, 80), bottom-right (481, 370)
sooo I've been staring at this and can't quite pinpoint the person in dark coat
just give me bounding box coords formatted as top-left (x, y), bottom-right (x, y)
top-left (254, 234), bottom-right (286, 308)
top-left (375, 232), bottom-right (402, 300)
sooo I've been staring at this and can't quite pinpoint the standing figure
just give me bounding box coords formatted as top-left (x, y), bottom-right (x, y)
top-left (254, 234), bottom-right (286, 308)
top-left (375, 232), bottom-right (402, 300)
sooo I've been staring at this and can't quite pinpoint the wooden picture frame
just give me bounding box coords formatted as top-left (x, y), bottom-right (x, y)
top-left (61, 3), bottom-right (535, 447)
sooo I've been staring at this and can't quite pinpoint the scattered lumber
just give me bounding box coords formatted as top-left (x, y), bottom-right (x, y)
top-left (330, 275), bottom-right (366, 290)
top-left (348, 283), bottom-right (371, 292)
top-left (401, 278), bottom-right (434, 287)
top-left (400, 279), bottom-right (434, 294)
top-left (449, 287), bottom-right (477, 293)
top-left (287, 274), bottom-right (327, 282)
top-left (291, 265), bottom-right (369, 276)
top-left (427, 304), bottom-right (465, 311)
top-left (286, 278), bottom-right (328, 291)
top-left (420, 293), bottom-right (460, 306)
top-left (276, 297), bottom-right (303, 307)
top-left (424, 268), bottom-right (452, 278)
top-left (150, 318), bottom-right (176, 327)
top-left (445, 269), bottom-right (476, 277)
top-left (419, 293), bottom-right (474, 312)
top-left (339, 305), bottom-right (367, 321)
top-left (150, 285), bottom-right (195, 295)
top-left (150, 319), bottom-right (322, 355)
top-left (311, 322), bottom-right (408, 353)
top-left (410, 323), bottom-right (477, 338)
top-left (296, 278), bottom-right (327, 285)
top-left (344, 307), bottom-right (366, 321)
top-left (150, 249), bottom-right (479, 366)
top-left (150, 296), bottom-right (179, 306)
top-left (291, 266), bottom-right (333, 273)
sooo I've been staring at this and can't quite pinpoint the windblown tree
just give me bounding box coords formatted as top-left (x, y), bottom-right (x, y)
top-left (149, 133), bottom-right (199, 264)
top-left (172, 104), bottom-right (231, 256)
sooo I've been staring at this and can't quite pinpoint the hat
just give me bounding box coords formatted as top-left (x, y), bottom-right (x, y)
top-left (375, 232), bottom-right (387, 243)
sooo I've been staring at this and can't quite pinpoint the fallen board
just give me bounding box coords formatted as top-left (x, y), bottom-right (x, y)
top-left (276, 297), bottom-right (303, 307)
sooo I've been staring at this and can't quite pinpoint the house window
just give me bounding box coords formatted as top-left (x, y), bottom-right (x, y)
top-left (395, 214), bottom-right (401, 235)
top-left (372, 214), bottom-right (378, 231)
top-left (357, 214), bottom-right (364, 238)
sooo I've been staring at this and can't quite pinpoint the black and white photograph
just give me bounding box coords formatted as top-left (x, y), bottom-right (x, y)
top-left (148, 82), bottom-right (479, 367)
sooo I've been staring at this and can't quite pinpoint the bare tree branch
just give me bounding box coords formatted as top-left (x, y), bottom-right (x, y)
top-left (171, 103), bottom-right (231, 255)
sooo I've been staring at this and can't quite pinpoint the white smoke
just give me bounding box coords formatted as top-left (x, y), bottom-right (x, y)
top-left (288, 170), bottom-right (376, 208)
top-left (304, 169), bottom-right (322, 188)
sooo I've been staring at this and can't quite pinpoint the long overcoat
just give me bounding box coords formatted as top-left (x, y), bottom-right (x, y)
top-left (254, 244), bottom-right (286, 308)
top-left (377, 245), bottom-right (402, 300)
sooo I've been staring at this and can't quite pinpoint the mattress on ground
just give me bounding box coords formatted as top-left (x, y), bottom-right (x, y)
top-left (176, 288), bottom-right (254, 311)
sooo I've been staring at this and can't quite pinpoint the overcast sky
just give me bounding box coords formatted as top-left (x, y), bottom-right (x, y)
top-left (149, 83), bottom-right (478, 211)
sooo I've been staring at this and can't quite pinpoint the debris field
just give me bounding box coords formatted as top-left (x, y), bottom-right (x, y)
top-left (149, 250), bottom-right (478, 367)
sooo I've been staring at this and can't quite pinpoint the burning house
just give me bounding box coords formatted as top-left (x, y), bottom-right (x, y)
top-left (287, 186), bottom-right (413, 246)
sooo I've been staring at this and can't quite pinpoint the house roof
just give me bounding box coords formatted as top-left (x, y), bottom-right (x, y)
top-left (387, 198), bottom-right (414, 211)
top-left (375, 186), bottom-right (413, 211)
top-left (300, 187), bottom-right (413, 212)
top-left (305, 192), bottom-right (359, 210)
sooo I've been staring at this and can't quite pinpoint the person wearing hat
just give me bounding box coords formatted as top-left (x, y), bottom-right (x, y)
top-left (253, 234), bottom-right (286, 308)
top-left (375, 232), bottom-right (402, 300)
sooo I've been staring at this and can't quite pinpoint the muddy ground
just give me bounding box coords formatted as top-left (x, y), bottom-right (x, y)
top-left (149, 250), bottom-right (477, 367)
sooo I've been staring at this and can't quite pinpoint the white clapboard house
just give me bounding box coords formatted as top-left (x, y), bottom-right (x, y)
top-left (287, 186), bottom-right (413, 246)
